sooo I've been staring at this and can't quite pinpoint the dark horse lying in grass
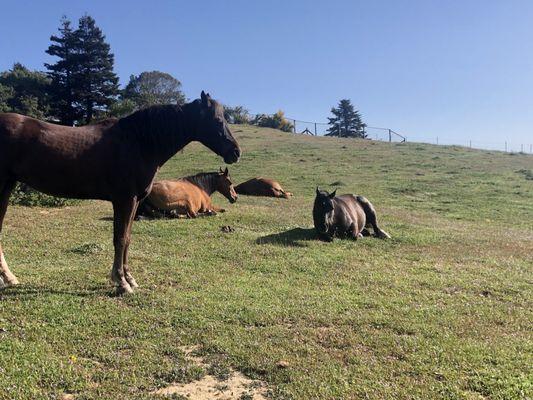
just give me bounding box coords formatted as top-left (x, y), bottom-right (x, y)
top-left (136, 167), bottom-right (238, 219)
top-left (0, 91), bottom-right (240, 295)
top-left (313, 188), bottom-right (390, 242)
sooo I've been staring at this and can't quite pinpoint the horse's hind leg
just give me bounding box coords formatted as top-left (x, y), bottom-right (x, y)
top-left (356, 196), bottom-right (391, 239)
top-left (0, 180), bottom-right (19, 288)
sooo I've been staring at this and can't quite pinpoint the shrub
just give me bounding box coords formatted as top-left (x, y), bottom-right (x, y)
top-left (224, 105), bottom-right (250, 124)
top-left (251, 110), bottom-right (294, 132)
top-left (9, 183), bottom-right (77, 207)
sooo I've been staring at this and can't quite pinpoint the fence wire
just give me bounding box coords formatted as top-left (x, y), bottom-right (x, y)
top-left (247, 112), bottom-right (532, 154)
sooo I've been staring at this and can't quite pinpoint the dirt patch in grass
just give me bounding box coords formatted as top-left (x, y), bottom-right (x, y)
top-left (153, 346), bottom-right (268, 399)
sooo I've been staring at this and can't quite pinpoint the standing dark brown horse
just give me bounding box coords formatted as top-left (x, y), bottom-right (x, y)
top-left (0, 91), bottom-right (240, 295)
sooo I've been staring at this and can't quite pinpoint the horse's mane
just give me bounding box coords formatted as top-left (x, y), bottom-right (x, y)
top-left (116, 104), bottom-right (191, 154)
top-left (183, 172), bottom-right (220, 194)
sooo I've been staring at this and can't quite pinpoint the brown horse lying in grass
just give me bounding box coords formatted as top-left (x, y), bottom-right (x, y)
top-left (136, 167), bottom-right (237, 219)
top-left (235, 177), bottom-right (292, 198)
top-left (313, 188), bottom-right (390, 242)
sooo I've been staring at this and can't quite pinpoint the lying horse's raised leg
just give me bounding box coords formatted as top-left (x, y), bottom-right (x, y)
top-left (123, 200), bottom-right (139, 289)
top-left (0, 180), bottom-right (19, 288)
top-left (348, 222), bottom-right (362, 240)
top-left (356, 195), bottom-right (391, 239)
top-left (111, 198), bottom-right (138, 295)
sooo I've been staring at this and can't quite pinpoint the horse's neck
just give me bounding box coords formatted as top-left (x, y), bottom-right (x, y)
top-left (128, 106), bottom-right (194, 167)
top-left (189, 174), bottom-right (216, 196)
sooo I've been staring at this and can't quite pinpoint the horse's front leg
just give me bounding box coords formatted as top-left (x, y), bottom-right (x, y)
top-left (123, 200), bottom-right (139, 289)
top-left (111, 198), bottom-right (137, 295)
top-left (348, 223), bottom-right (362, 240)
top-left (0, 181), bottom-right (19, 288)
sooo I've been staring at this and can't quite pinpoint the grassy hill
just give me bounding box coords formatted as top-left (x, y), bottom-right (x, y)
top-left (0, 125), bottom-right (531, 399)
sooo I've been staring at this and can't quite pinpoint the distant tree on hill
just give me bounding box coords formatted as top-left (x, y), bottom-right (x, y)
top-left (252, 110), bottom-right (294, 132)
top-left (224, 105), bottom-right (250, 124)
top-left (122, 71), bottom-right (186, 109)
top-left (46, 15), bottom-right (119, 125)
top-left (326, 99), bottom-right (366, 138)
top-left (0, 63), bottom-right (51, 119)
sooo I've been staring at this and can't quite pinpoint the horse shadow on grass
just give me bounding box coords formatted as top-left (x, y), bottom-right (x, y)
top-left (0, 283), bottom-right (117, 300)
top-left (255, 227), bottom-right (318, 247)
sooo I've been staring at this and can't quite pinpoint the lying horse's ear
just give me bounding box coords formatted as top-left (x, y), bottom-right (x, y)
top-left (224, 167), bottom-right (229, 176)
top-left (316, 187), bottom-right (320, 195)
top-left (219, 166), bottom-right (223, 173)
top-left (329, 189), bottom-right (337, 198)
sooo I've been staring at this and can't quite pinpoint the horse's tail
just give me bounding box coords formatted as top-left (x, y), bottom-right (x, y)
top-left (135, 197), bottom-right (152, 220)
top-left (355, 195), bottom-right (390, 239)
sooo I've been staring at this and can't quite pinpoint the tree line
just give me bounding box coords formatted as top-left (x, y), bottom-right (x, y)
top-left (0, 15), bottom-right (189, 126)
top-left (1, 14), bottom-right (366, 137)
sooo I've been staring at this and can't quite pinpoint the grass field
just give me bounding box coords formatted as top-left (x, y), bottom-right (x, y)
top-left (1, 125), bottom-right (532, 399)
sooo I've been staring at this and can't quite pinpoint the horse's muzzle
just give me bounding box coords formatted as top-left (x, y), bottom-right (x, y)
top-left (224, 148), bottom-right (241, 164)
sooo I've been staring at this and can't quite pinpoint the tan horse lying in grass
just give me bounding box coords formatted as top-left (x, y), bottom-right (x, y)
top-left (136, 168), bottom-right (237, 219)
top-left (235, 177), bottom-right (292, 198)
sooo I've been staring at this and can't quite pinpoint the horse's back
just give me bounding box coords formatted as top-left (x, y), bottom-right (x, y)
top-left (235, 177), bottom-right (283, 196)
top-left (334, 194), bottom-right (366, 228)
top-left (148, 179), bottom-right (206, 211)
top-left (0, 113), bottom-right (121, 198)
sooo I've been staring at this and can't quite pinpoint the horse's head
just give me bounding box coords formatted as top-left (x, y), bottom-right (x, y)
top-left (313, 187), bottom-right (336, 233)
top-left (190, 91), bottom-right (241, 164)
top-left (216, 167), bottom-right (238, 203)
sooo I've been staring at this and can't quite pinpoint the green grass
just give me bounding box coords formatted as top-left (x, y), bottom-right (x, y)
top-left (1, 125), bottom-right (532, 399)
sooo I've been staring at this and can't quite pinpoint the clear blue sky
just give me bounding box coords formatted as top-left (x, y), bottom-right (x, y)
top-left (1, 0), bottom-right (532, 148)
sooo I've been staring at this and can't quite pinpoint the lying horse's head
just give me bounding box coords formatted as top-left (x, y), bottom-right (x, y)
top-left (216, 167), bottom-right (238, 203)
top-left (313, 187), bottom-right (336, 234)
top-left (190, 91), bottom-right (241, 164)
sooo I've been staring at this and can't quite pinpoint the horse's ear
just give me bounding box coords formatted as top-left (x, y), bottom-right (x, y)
top-left (316, 187), bottom-right (320, 195)
top-left (224, 167), bottom-right (229, 176)
top-left (329, 189), bottom-right (337, 198)
top-left (201, 90), bottom-right (209, 106)
top-left (219, 167), bottom-right (223, 173)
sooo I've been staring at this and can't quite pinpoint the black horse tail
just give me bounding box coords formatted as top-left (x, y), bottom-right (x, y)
top-left (135, 197), bottom-right (152, 220)
top-left (355, 195), bottom-right (391, 239)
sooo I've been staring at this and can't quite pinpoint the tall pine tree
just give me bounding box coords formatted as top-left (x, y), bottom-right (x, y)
top-left (45, 17), bottom-right (79, 125)
top-left (74, 15), bottom-right (119, 123)
top-left (326, 99), bottom-right (367, 138)
top-left (45, 15), bottom-right (119, 125)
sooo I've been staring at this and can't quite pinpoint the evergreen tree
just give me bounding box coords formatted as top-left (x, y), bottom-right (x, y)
top-left (123, 71), bottom-right (186, 108)
top-left (74, 15), bottom-right (119, 123)
top-left (326, 99), bottom-right (367, 138)
top-left (45, 17), bottom-right (79, 125)
top-left (0, 84), bottom-right (12, 113)
top-left (45, 15), bottom-right (119, 125)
